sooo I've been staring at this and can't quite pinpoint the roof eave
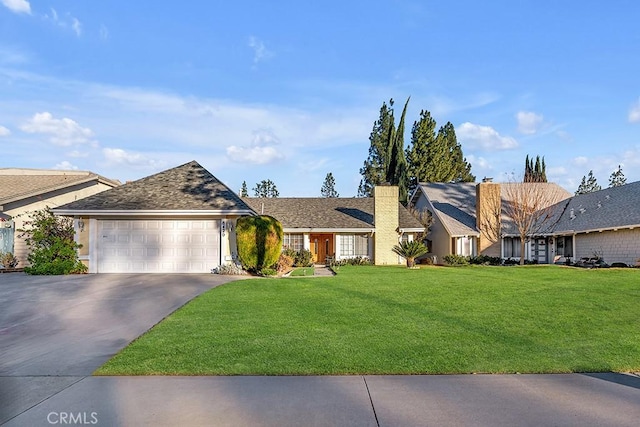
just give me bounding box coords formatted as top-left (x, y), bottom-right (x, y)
top-left (53, 209), bottom-right (256, 217)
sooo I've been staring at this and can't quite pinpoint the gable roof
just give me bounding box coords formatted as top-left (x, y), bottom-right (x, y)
top-left (550, 180), bottom-right (640, 234)
top-left (414, 181), bottom-right (572, 237)
top-left (0, 168), bottom-right (119, 207)
top-left (414, 183), bottom-right (479, 236)
top-left (54, 161), bottom-right (254, 214)
top-left (244, 197), bottom-right (423, 232)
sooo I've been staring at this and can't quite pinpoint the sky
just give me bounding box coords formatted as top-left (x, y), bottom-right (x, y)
top-left (1, 1), bottom-right (639, 197)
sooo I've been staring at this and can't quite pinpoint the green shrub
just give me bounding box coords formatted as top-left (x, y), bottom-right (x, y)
top-left (19, 207), bottom-right (86, 275)
top-left (334, 257), bottom-right (372, 266)
top-left (443, 254), bottom-right (469, 266)
top-left (468, 255), bottom-right (502, 266)
top-left (236, 215), bottom-right (283, 272)
top-left (294, 249), bottom-right (313, 267)
top-left (259, 267), bottom-right (278, 277)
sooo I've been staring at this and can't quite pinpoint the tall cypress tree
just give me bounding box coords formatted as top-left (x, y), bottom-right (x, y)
top-left (385, 97), bottom-right (410, 203)
top-left (358, 99), bottom-right (395, 197)
top-left (524, 155), bottom-right (547, 182)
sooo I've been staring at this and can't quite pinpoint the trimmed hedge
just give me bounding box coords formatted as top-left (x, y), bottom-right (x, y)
top-left (236, 215), bottom-right (283, 272)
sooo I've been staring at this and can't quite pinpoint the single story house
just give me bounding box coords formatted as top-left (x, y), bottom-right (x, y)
top-left (54, 161), bottom-right (425, 273)
top-left (244, 187), bottom-right (424, 265)
top-left (0, 168), bottom-right (119, 266)
top-left (54, 161), bottom-right (255, 273)
top-left (545, 180), bottom-right (640, 266)
top-left (410, 180), bottom-right (571, 264)
top-left (411, 179), bottom-right (640, 265)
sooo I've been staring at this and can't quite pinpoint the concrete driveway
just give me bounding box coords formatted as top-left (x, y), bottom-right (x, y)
top-left (0, 273), bottom-right (243, 423)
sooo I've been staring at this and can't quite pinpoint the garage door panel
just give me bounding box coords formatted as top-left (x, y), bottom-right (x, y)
top-left (98, 219), bottom-right (220, 273)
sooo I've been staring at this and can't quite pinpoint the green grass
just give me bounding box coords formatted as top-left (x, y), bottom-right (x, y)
top-left (95, 265), bottom-right (640, 376)
top-left (288, 267), bottom-right (315, 276)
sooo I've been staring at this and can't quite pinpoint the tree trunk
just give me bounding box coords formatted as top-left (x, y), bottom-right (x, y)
top-left (520, 236), bottom-right (526, 265)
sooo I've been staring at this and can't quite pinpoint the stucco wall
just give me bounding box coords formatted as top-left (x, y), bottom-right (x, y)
top-left (5, 181), bottom-right (114, 266)
top-left (574, 228), bottom-right (640, 266)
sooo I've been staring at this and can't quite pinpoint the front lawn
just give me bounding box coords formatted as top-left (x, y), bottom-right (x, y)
top-left (288, 267), bottom-right (315, 277)
top-left (96, 265), bottom-right (640, 375)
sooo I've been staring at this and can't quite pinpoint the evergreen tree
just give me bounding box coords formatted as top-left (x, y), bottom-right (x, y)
top-left (608, 165), bottom-right (626, 187)
top-left (358, 99), bottom-right (395, 197)
top-left (320, 172), bottom-right (339, 197)
top-left (406, 109), bottom-right (437, 190)
top-left (253, 179), bottom-right (279, 197)
top-left (240, 181), bottom-right (248, 197)
top-left (575, 170), bottom-right (601, 195)
top-left (406, 113), bottom-right (474, 188)
top-left (524, 155), bottom-right (547, 182)
top-left (385, 97), bottom-right (410, 203)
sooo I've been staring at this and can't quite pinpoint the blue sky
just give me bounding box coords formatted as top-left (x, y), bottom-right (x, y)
top-left (1, 1), bottom-right (639, 196)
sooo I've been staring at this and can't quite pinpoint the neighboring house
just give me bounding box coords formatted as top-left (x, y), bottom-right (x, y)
top-left (545, 181), bottom-right (640, 266)
top-left (54, 161), bottom-right (255, 273)
top-left (244, 186), bottom-right (424, 265)
top-left (0, 168), bottom-right (119, 266)
top-left (410, 180), bottom-right (573, 264)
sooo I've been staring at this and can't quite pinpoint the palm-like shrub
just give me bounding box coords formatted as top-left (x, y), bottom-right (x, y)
top-left (392, 240), bottom-right (428, 268)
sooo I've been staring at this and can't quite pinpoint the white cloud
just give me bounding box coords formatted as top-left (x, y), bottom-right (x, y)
top-left (248, 36), bottom-right (273, 64)
top-left (20, 112), bottom-right (96, 146)
top-left (457, 122), bottom-right (518, 150)
top-left (226, 130), bottom-right (285, 164)
top-left (466, 154), bottom-right (491, 170)
top-left (516, 111), bottom-right (544, 135)
top-left (226, 145), bottom-right (284, 164)
top-left (629, 98), bottom-right (640, 123)
top-left (102, 147), bottom-right (164, 169)
top-left (54, 160), bottom-right (78, 170)
top-left (0, 125), bottom-right (10, 136)
top-left (572, 156), bottom-right (589, 166)
top-left (44, 8), bottom-right (82, 37)
top-left (1, 0), bottom-right (31, 14)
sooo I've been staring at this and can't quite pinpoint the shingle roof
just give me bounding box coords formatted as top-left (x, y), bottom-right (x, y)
top-left (550, 181), bottom-right (640, 233)
top-left (55, 161), bottom-right (253, 212)
top-left (244, 197), bottom-right (423, 231)
top-left (416, 182), bottom-right (571, 236)
top-left (0, 169), bottom-right (118, 206)
top-left (416, 183), bottom-right (479, 236)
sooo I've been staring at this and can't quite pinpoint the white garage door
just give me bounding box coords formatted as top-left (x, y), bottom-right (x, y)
top-left (98, 220), bottom-right (220, 273)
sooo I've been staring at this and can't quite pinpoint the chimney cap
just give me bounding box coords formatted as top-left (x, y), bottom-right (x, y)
top-left (482, 177), bottom-right (494, 183)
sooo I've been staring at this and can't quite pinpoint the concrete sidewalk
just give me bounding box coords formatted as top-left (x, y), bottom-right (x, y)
top-left (2, 373), bottom-right (639, 426)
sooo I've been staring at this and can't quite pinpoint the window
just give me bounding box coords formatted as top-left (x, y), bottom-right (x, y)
top-left (503, 237), bottom-right (521, 258)
top-left (283, 233), bottom-right (304, 251)
top-left (455, 236), bottom-right (475, 256)
top-left (340, 235), bottom-right (369, 257)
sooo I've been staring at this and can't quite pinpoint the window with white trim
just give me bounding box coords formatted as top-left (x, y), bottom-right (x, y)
top-left (340, 235), bottom-right (369, 257)
top-left (283, 233), bottom-right (304, 251)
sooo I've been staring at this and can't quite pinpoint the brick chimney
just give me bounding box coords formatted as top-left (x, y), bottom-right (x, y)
top-left (374, 185), bottom-right (399, 265)
top-left (476, 181), bottom-right (501, 256)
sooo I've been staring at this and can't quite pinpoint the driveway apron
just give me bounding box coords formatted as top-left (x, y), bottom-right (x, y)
top-left (0, 273), bottom-right (242, 424)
